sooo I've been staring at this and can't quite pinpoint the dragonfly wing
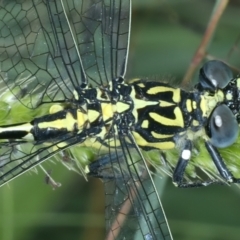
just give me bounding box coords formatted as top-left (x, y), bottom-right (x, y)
top-left (0, 134), bottom-right (89, 186)
top-left (0, 0), bottom-right (87, 108)
top-left (89, 134), bottom-right (173, 240)
top-left (63, 0), bottom-right (131, 87)
top-left (0, 0), bottom-right (130, 103)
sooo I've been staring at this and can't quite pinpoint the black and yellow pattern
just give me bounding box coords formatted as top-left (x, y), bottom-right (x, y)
top-left (0, 1), bottom-right (172, 240)
top-left (0, 1), bottom-right (240, 240)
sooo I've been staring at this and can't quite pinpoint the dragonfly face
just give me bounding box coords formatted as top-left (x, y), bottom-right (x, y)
top-left (0, 1), bottom-right (240, 240)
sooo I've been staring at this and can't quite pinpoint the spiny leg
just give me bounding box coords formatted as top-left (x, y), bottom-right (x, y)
top-left (172, 140), bottom-right (225, 188)
top-left (204, 140), bottom-right (240, 185)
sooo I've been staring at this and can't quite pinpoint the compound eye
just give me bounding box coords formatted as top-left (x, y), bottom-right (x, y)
top-left (208, 105), bottom-right (238, 148)
top-left (199, 60), bottom-right (233, 91)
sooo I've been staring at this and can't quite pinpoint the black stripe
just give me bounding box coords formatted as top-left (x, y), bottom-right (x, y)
top-left (0, 130), bottom-right (29, 139)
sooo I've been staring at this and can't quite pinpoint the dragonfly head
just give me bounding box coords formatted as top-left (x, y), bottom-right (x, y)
top-left (196, 60), bottom-right (240, 148)
top-left (196, 60), bottom-right (240, 120)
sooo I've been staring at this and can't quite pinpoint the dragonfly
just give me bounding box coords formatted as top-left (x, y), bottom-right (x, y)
top-left (0, 1), bottom-right (240, 240)
top-left (0, 0), bottom-right (173, 239)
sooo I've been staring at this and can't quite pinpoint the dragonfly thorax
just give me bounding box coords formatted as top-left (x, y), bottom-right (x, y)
top-left (129, 80), bottom-right (202, 151)
top-left (129, 79), bottom-right (234, 151)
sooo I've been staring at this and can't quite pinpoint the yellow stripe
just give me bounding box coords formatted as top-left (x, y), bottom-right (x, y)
top-left (186, 99), bottom-right (192, 112)
top-left (141, 120), bottom-right (149, 128)
top-left (49, 104), bottom-right (64, 114)
top-left (77, 110), bottom-right (87, 129)
top-left (136, 82), bottom-right (145, 87)
top-left (151, 131), bottom-right (173, 139)
top-left (101, 103), bottom-right (114, 121)
top-left (116, 101), bottom-right (130, 113)
top-left (148, 141), bottom-right (175, 149)
top-left (65, 112), bottom-right (77, 131)
top-left (130, 87), bottom-right (158, 122)
top-left (88, 109), bottom-right (100, 123)
top-left (192, 120), bottom-right (199, 127)
top-left (0, 123), bottom-right (32, 133)
top-left (147, 86), bottom-right (181, 103)
top-left (149, 107), bottom-right (184, 127)
top-left (132, 131), bottom-right (175, 150)
top-left (200, 97), bottom-right (207, 117)
top-left (38, 112), bottom-right (76, 131)
top-left (192, 101), bottom-right (197, 110)
top-left (159, 101), bottom-right (175, 107)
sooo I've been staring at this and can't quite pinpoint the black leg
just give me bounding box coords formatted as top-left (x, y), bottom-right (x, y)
top-left (172, 141), bottom-right (190, 187)
top-left (172, 140), bottom-right (228, 188)
top-left (205, 140), bottom-right (234, 183)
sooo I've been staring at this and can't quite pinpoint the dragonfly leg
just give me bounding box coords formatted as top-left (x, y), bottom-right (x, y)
top-left (205, 141), bottom-right (240, 185)
top-left (204, 140), bottom-right (234, 183)
top-left (172, 140), bottom-right (226, 188)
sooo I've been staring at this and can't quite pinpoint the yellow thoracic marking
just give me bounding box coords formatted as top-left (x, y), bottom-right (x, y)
top-left (130, 87), bottom-right (158, 122)
top-left (147, 86), bottom-right (181, 103)
top-left (101, 103), bottom-right (114, 121)
top-left (49, 104), bottom-right (64, 114)
top-left (88, 109), bottom-right (100, 123)
top-left (137, 83), bottom-right (145, 87)
top-left (132, 131), bottom-right (175, 150)
top-left (133, 97), bottom-right (158, 108)
top-left (77, 110), bottom-right (87, 129)
top-left (141, 120), bottom-right (149, 128)
top-left (149, 107), bottom-right (184, 127)
top-left (186, 99), bottom-right (192, 112)
top-left (116, 101), bottom-right (130, 113)
top-left (151, 131), bottom-right (173, 139)
top-left (192, 120), bottom-right (199, 127)
top-left (38, 112), bottom-right (76, 131)
top-left (66, 112), bottom-right (77, 131)
top-left (192, 101), bottom-right (197, 109)
top-left (159, 101), bottom-right (175, 107)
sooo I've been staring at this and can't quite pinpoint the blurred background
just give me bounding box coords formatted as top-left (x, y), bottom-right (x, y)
top-left (1, 0), bottom-right (240, 240)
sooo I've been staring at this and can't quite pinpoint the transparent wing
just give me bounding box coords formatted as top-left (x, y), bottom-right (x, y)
top-left (63, 0), bottom-right (131, 86)
top-left (0, 134), bottom-right (87, 186)
top-left (89, 133), bottom-right (172, 240)
top-left (0, 0), bottom-right (130, 109)
top-left (0, 0), bottom-right (84, 108)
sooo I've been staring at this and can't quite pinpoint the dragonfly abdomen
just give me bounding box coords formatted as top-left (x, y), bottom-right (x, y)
top-left (0, 122), bottom-right (34, 140)
top-left (0, 103), bottom-right (102, 144)
top-left (0, 109), bottom-right (79, 142)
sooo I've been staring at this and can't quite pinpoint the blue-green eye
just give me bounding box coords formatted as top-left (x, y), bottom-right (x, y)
top-left (208, 104), bottom-right (238, 148)
top-left (199, 60), bottom-right (233, 91)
